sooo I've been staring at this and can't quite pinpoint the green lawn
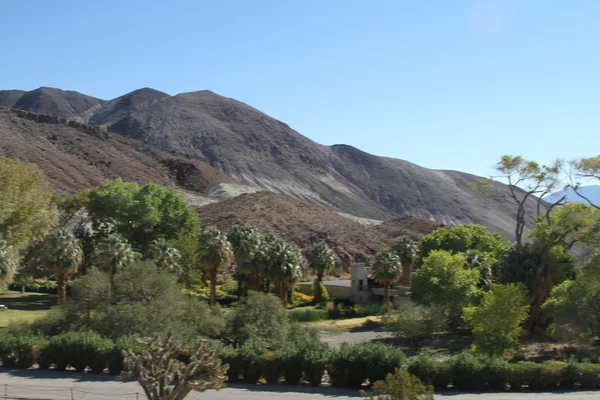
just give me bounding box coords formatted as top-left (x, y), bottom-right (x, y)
top-left (0, 291), bottom-right (55, 328)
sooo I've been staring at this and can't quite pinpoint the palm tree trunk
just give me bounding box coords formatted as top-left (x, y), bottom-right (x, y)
top-left (400, 263), bottom-right (412, 285)
top-left (264, 279), bottom-right (270, 294)
top-left (209, 268), bottom-right (217, 307)
top-left (384, 282), bottom-right (390, 313)
top-left (249, 271), bottom-right (259, 291)
top-left (282, 283), bottom-right (289, 308)
top-left (57, 274), bottom-right (67, 305)
top-left (314, 274), bottom-right (323, 303)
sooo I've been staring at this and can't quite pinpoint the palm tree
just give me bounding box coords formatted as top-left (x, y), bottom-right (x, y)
top-left (268, 241), bottom-right (303, 307)
top-left (307, 242), bottom-right (335, 302)
top-left (0, 234), bottom-right (18, 287)
top-left (197, 226), bottom-right (234, 306)
top-left (94, 234), bottom-right (135, 294)
top-left (372, 249), bottom-right (402, 313)
top-left (464, 250), bottom-right (493, 289)
top-left (44, 228), bottom-right (83, 304)
top-left (392, 236), bottom-right (417, 285)
top-left (147, 238), bottom-right (182, 274)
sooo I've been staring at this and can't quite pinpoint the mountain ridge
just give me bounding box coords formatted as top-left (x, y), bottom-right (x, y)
top-left (0, 86), bottom-right (541, 239)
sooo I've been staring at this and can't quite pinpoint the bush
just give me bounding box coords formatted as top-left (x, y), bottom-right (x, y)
top-left (289, 308), bottom-right (328, 322)
top-left (579, 363), bottom-right (600, 390)
top-left (450, 351), bottom-right (485, 391)
top-left (407, 349), bottom-right (450, 390)
top-left (227, 292), bottom-right (290, 348)
top-left (326, 301), bottom-right (383, 320)
top-left (411, 250), bottom-right (480, 327)
top-left (259, 351), bottom-right (283, 384)
top-left (9, 279), bottom-right (57, 294)
top-left (39, 331), bottom-right (114, 373)
top-left (463, 284), bottom-right (529, 358)
top-left (329, 342), bottom-right (405, 388)
top-left (0, 333), bottom-right (46, 369)
top-left (510, 361), bottom-right (559, 391)
top-left (312, 281), bottom-right (329, 304)
top-left (107, 335), bottom-right (145, 375)
top-left (278, 327), bottom-right (331, 386)
top-left (383, 301), bottom-right (446, 345)
top-left (217, 345), bottom-right (242, 383)
top-left (362, 368), bottom-right (434, 400)
top-left (292, 290), bottom-right (314, 305)
top-left (238, 339), bottom-right (267, 384)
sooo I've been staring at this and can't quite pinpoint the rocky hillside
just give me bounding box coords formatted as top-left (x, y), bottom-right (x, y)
top-left (1, 87), bottom-right (541, 239)
top-left (0, 107), bottom-right (235, 195)
top-left (197, 191), bottom-right (440, 266)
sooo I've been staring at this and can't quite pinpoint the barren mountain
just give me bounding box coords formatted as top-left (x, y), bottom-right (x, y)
top-left (0, 107), bottom-right (234, 194)
top-left (2, 87), bottom-right (541, 239)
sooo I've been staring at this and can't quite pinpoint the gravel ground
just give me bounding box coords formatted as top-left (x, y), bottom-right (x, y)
top-left (2, 370), bottom-right (599, 400)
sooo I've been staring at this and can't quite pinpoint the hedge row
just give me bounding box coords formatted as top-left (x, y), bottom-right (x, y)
top-left (0, 332), bottom-right (142, 374)
top-left (219, 341), bottom-right (405, 388)
top-left (2, 331), bottom-right (600, 392)
top-left (408, 351), bottom-right (600, 391)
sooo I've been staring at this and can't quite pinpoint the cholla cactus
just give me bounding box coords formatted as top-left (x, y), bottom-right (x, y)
top-left (120, 332), bottom-right (227, 400)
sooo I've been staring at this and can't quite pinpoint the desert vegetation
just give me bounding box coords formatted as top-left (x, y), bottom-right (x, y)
top-left (1, 154), bottom-right (600, 399)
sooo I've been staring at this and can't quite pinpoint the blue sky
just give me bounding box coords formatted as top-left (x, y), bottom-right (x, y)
top-left (1, 1), bottom-right (599, 177)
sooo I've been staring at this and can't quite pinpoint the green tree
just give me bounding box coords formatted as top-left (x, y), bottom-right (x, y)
top-left (463, 284), bottom-right (529, 358)
top-left (88, 179), bottom-right (199, 249)
top-left (44, 228), bottom-right (83, 304)
top-left (307, 242), bottom-right (335, 302)
top-left (519, 203), bottom-right (600, 330)
top-left (411, 250), bottom-right (480, 325)
top-left (392, 236), bottom-right (417, 285)
top-left (147, 238), bottom-right (181, 274)
top-left (543, 250), bottom-right (600, 342)
top-left (464, 250), bottom-right (493, 289)
top-left (572, 155), bottom-right (600, 209)
top-left (0, 234), bottom-right (18, 287)
top-left (468, 155), bottom-right (564, 246)
top-left (197, 226), bottom-right (234, 306)
top-left (418, 225), bottom-right (508, 269)
top-left (371, 249), bottom-right (402, 313)
top-left (94, 234), bottom-right (135, 294)
top-left (267, 241), bottom-right (303, 307)
top-left (227, 226), bottom-right (266, 292)
top-left (0, 157), bottom-right (58, 267)
top-left (227, 291), bottom-right (290, 347)
top-left (383, 300), bottom-right (446, 345)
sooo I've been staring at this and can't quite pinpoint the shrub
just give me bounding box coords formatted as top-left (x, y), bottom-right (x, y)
top-left (329, 343), bottom-right (405, 388)
top-left (312, 281), bottom-right (329, 304)
top-left (579, 363), bottom-right (600, 390)
top-left (481, 357), bottom-right (510, 391)
top-left (289, 308), bottom-right (328, 322)
top-left (407, 349), bottom-right (450, 390)
top-left (217, 345), bottom-right (242, 383)
top-left (511, 361), bottom-right (559, 391)
top-left (463, 283), bottom-right (529, 358)
top-left (9, 279), bottom-right (57, 294)
top-left (278, 327), bottom-right (331, 386)
top-left (227, 292), bottom-right (290, 348)
top-left (0, 333), bottom-right (46, 369)
top-left (361, 368), bottom-right (434, 400)
top-left (450, 351), bottom-right (484, 391)
top-left (107, 335), bottom-right (146, 375)
top-left (259, 351), bottom-right (283, 384)
top-left (383, 301), bottom-right (446, 345)
top-left (411, 250), bottom-right (480, 326)
top-left (39, 331), bottom-right (114, 373)
top-left (326, 301), bottom-right (383, 320)
top-left (238, 339), bottom-right (267, 384)
top-left (293, 290), bottom-right (314, 305)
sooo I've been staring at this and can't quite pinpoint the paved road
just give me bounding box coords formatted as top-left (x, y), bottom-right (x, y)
top-left (1, 369), bottom-right (599, 399)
